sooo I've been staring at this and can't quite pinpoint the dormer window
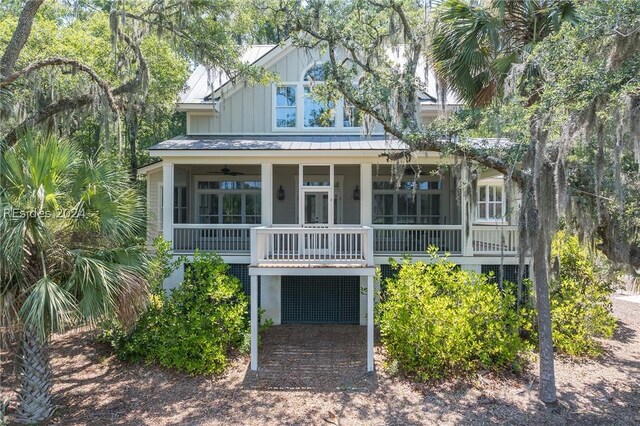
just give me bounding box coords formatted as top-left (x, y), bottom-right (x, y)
top-left (273, 62), bottom-right (361, 131)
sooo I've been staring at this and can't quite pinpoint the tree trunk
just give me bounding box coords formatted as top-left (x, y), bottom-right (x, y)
top-left (532, 216), bottom-right (558, 405)
top-left (15, 328), bottom-right (54, 424)
top-left (127, 109), bottom-right (139, 182)
top-left (0, 0), bottom-right (45, 77)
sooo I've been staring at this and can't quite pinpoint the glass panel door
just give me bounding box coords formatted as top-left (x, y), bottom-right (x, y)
top-left (304, 191), bottom-right (329, 225)
top-left (198, 193), bottom-right (218, 224)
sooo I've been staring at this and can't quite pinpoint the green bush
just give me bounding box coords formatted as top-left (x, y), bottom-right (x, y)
top-left (377, 251), bottom-right (523, 381)
top-left (548, 231), bottom-right (617, 356)
top-left (114, 250), bottom-right (248, 374)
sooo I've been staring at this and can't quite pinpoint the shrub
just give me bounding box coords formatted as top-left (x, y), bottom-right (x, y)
top-left (548, 231), bottom-right (617, 356)
top-left (114, 250), bottom-right (248, 374)
top-left (377, 251), bottom-right (523, 381)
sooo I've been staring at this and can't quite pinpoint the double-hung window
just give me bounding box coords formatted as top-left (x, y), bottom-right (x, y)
top-left (477, 183), bottom-right (506, 221)
top-left (275, 86), bottom-right (296, 128)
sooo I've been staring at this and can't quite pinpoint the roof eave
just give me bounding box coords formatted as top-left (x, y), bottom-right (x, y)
top-left (137, 160), bottom-right (163, 175)
top-left (176, 102), bottom-right (217, 112)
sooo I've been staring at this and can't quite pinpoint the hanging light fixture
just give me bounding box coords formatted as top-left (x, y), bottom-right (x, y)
top-left (353, 185), bottom-right (361, 201)
top-left (277, 185), bottom-right (286, 201)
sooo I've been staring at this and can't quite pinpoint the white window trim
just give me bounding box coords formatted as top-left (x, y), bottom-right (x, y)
top-left (372, 177), bottom-right (443, 224)
top-left (193, 174), bottom-right (262, 224)
top-left (174, 186), bottom-right (188, 224)
top-left (159, 183), bottom-right (188, 228)
top-left (158, 182), bottom-right (163, 231)
top-left (476, 181), bottom-right (507, 223)
top-left (294, 174), bottom-right (344, 224)
top-left (271, 62), bottom-right (362, 132)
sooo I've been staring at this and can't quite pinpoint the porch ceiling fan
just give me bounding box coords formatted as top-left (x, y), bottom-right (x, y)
top-left (208, 165), bottom-right (245, 176)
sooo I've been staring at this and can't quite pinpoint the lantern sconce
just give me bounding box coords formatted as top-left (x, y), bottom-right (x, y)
top-left (277, 185), bottom-right (286, 201)
top-left (353, 185), bottom-right (361, 201)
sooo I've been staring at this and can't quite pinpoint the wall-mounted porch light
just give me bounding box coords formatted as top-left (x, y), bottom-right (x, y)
top-left (353, 185), bottom-right (361, 201)
top-left (277, 185), bottom-right (286, 201)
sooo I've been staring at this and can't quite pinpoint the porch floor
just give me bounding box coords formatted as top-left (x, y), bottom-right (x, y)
top-left (243, 325), bottom-right (377, 391)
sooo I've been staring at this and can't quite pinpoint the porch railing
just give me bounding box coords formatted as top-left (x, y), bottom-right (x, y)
top-left (171, 223), bottom-right (520, 258)
top-left (251, 225), bottom-right (374, 266)
top-left (471, 225), bottom-right (519, 255)
top-left (372, 225), bottom-right (463, 255)
top-left (173, 224), bottom-right (252, 253)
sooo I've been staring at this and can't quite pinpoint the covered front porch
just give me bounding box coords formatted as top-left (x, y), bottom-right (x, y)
top-left (144, 143), bottom-right (521, 374)
top-left (149, 161), bottom-right (519, 263)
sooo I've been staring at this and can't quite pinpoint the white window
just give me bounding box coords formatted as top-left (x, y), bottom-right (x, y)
top-left (275, 85), bottom-right (296, 128)
top-left (195, 177), bottom-right (261, 224)
top-left (158, 185), bottom-right (187, 229)
top-left (273, 62), bottom-right (361, 131)
top-left (158, 184), bottom-right (163, 230)
top-left (174, 186), bottom-right (187, 223)
top-left (372, 179), bottom-right (442, 224)
top-left (343, 100), bottom-right (363, 127)
top-left (477, 184), bottom-right (506, 221)
top-left (303, 65), bottom-right (335, 128)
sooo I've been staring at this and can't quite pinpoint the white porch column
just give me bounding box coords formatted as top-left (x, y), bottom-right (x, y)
top-left (360, 163), bottom-right (374, 327)
top-left (162, 162), bottom-right (174, 247)
top-left (460, 162), bottom-right (474, 256)
top-left (261, 163), bottom-right (273, 226)
top-left (360, 163), bottom-right (373, 226)
top-left (250, 274), bottom-right (259, 371)
top-left (367, 274), bottom-right (374, 372)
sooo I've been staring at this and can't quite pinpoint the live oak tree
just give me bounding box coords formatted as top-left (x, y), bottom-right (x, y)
top-left (0, 0), bottom-right (266, 422)
top-left (273, 0), bottom-right (640, 405)
top-left (0, 0), bottom-right (271, 175)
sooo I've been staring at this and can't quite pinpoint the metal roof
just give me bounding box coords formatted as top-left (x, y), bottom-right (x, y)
top-left (180, 45), bottom-right (277, 104)
top-left (178, 44), bottom-right (462, 107)
top-left (148, 135), bottom-right (407, 151)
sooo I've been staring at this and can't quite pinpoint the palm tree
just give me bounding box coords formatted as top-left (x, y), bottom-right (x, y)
top-left (431, 0), bottom-right (577, 106)
top-left (430, 0), bottom-right (578, 405)
top-left (0, 133), bottom-right (149, 423)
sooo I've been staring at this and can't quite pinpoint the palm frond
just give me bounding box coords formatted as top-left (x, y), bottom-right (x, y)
top-left (18, 277), bottom-right (78, 341)
top-left (2, 132), bottom-right (149, 340)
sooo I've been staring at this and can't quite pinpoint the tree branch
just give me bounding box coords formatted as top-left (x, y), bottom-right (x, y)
top-left (0, 57), bottom-right (119, 113)
top-left (2, 23), bottom-right (148, 148)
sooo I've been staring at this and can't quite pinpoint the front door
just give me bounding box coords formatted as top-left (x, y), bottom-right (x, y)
top-left (304, 191), bottom-right (329, 225)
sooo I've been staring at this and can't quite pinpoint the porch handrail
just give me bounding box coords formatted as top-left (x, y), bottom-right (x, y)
top-left (370, 224), bottom-right (462, 229)
top-left (371, 224), bottom-right (463, 255)
top-left (173, 223), bottom-right (254, 229)
top-left (251, 225), bottom-right (374, 267)
top-left (471, 224), bottom-right (519, 254)
top-left (173, 223), bottom-right (253, 253)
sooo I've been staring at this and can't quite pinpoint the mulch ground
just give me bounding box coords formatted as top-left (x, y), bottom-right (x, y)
top-left (1, 296), bottom-right (639, 425)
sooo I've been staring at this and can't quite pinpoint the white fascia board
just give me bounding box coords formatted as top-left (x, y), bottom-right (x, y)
top-left (137, 162), bottom-right (163, 175)
top-left (176, 103), bottom-right (218, 112)
top-left (149, 150), bottom-right (456, 165)
top-left (213, 41), bottom-right (294, 101)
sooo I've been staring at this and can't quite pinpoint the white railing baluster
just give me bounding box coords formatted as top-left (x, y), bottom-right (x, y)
top-left (470, 225), bottom-right (519, 255)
